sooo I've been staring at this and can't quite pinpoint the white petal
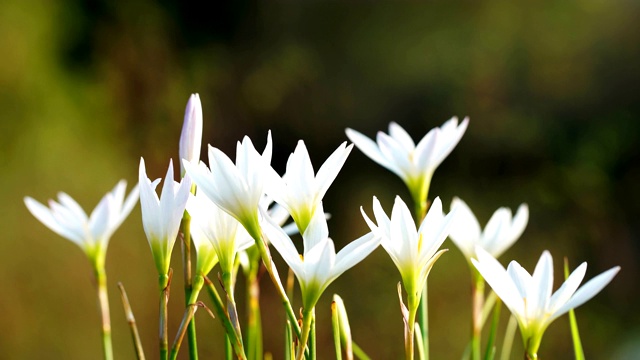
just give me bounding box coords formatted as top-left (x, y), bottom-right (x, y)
top-left (388, 122), bottom-right (415, 151)
top-left (315, 142), bottom-right (352, 201)
top-left (432, 116), bottom-right (468, 166)
top-left (345, 128), bottom-right (393, 171)
top-left (529, 251), bottom-right (553, 318)
top-left (472, 247), bottom-right (524, 316)
top-left (548, 262), bottom-right (587, 314)
top-left (447, 197), bottom-right (481, 258)
top-left (56, 192), bottom-right (89, 222)
top-left (555, 266), bottom-right (620, 317)
top-left (377, 132), bottom-right (413, 179)
top-left (333, 232), bottom-right (380, 279)
top-left (302, 202), bottom-right (329, 251)
top-left (24, 197), bottom-right (84, 246)
top-left (491, 203), bottom-right (529, 258)
top-left (260, 208), bottom-right (304, 276)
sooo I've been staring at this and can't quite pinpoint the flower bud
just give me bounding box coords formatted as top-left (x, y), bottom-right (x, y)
top-left (179, 93), bottom-right (203, 175)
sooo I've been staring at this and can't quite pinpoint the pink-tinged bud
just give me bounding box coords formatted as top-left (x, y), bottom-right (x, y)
top-left (179, 93), bottom-right (203, 175)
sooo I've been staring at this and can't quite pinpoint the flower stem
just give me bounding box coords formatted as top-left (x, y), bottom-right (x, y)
top-left (159, 272), bottom-right (171, 360)
top-left (417, 285), bottom-right (429, 360)
top-left (181, 210), bottom-right (199, 360)
top-left (94, 266), bottom-right (114, 360)
top-left (169, 303), bottom-right (199, 360)
top-left (406, 294), bottom-right (419, 360)
top-left (203, 276), bottom-right (247, 360)
top-left (117, 282), bottom-right (146, 360)
top-left (471, 270), bottom-right (485, 360)
top-left (296, 308), bottom-right (315, 360)
top-left (499, 315), bottom-right (517, 360)
top-left (246, 257), bottom-right (263, 360)
top-left (245, 222), bottom-right (306, 354)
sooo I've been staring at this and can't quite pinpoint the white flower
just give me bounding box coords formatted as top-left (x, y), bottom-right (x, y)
top-left (449, 197), bottom-right (528, 260)
top-left (262, 203), bottom-right (380, 310)
top-left (267, 140), bottom-right (352, 233)
top-left (24, 180), bottom-right (139, 267)
top-left (186, 191), bottom-right (254, 274)
top-left (179, 94), bottom-right (203, 175)
top-left (346, 117), bottom-right (468, 204)
top-left (183, 132), bottom-right (272, 237)
top-left (471, 247), bottom-right (620, 356)
top-left (361, 196), bottom-right (455, 300)
top-left (139, 158), bottom-right (192, 276)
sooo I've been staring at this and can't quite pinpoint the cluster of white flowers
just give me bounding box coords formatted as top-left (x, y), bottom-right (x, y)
top-left (24, 94), bottom-right (619, 360)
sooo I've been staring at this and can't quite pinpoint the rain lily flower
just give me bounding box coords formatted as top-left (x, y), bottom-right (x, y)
top-left (263, 203), bottom-right (379, 360)
top-left (24, 180), bottom-right (139, 267)
top-left (472, 247), bottom-right (620, 359)
top-left (186, 191), bottom-right (254, 277)
top-left (361, 196), bottom-right (455, 300)
top-left (361, 195), bottom-right (455, 360)
top-left (263, 202), bottom-right (380, 311)
top-left (183, 132), bottom-right (272, 237)
top-left (139, 158), bottom-right (192, 278)
top-left (267, 140), bottom-right (353, 234)
top-left (179, 93), bottom-right (203, 175)
top-left (346, 117), bottom-right (468, 217)
top-left (449, 197), bottom-right (529, 261)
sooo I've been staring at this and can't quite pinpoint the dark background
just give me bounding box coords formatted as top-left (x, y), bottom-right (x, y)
top-left (2, 1), bottom-right (638, 358)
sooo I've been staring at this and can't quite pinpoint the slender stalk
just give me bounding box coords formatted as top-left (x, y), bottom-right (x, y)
top-left (285, 319), bottom-right (294, 360)
top-left (471, 270), bottom-right (485, 360)
top-left (117, 282), bottom-right (146, 360)
top-left (351, 342), bottom-right (371, 360)
top-left (203, 276), bottom-right (247, 360)
top-left (411, 185), bottom-right (430, 360)
top-left (500, 315), bottom-right (517, 360)
top-left (483, 298), bottom-right (501, 360)
top-left (564, 258), bottom-right (585, 360)
top-left (169, 303), bottom-right (199, 360)
top-left (246, 255), bottom-right (263, 360)
top-left (181, 209), bottom-right (199, 360)
top-left (159, 272), bottom-right (171, 360)
top-left (94, 266), bottom-right (114, 360)
top-left (245, 223), bottom-right (304, 345)
top-left (417, 282), bottom-right (429, 360)
top-left (331, 301), bottom-right (343, 360)
top-left (414, 323), bottom-right (425, 360)
top-left (296, 308), bottom-right (315, 360)
top-left (406, 295), bottom-right (419, 360)
top-left (309, 316), bottom-right (316, 360)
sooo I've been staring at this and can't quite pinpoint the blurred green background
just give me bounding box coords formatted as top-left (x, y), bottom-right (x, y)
top-left (2, 0), bottom-right (638, 358)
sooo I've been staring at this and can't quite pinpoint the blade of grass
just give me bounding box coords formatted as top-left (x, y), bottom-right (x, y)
top-left (564, 258), bottom-right (585, 360)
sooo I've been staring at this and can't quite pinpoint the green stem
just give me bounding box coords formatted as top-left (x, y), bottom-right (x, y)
top-left (181, 210), bottom-right (199, 360)
top-left (471, 270), bottom-right (485, 360)
top-left (245, 223), bottom-right (305, 350)
top-left (351, 342), bottom-right (371, 360)
top-left (169, 303), bottom-right (199, 360)
top-left (117, 282), bottom-right (146, 360)
top-left (296, 308), bottom-right (315, 360)
top-left (417, 285), bottom-right (429, 360)
top-left (499, 315), bottom-right (517, 360)
top-left (159, 273), bottom-right (170, 360)
top-left (203, 276), bottom-right (247, 360)
top-left (483, 298), bottom-right (501, 360)
top-left (246, 259), bottom-right (263, 360)
top-left (411, 181), bottom-right (430, 360)
top-left (331, 301), bottom-right (342, 360)
top-left (94, 267), bottom-right (113, 360)
top-left (406, 294), bottom-right (419, 360)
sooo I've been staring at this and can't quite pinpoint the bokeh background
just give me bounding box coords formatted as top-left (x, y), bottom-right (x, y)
top-left (2, 0), bottom-right (638, 359)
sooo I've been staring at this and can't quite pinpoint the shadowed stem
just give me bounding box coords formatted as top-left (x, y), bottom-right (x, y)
top-left (471, 269), bottom-right (485, 360)
top-left (203, 276), bottom-right (247, 360)
top-left (94, 266), bottom-right (113, 360)
top-left (245, 221), bottom-right (306, 352)
top-left (296, 308), bottom-right (315, 360)
top-left (117, 282), bottom-right (146, 360)
top-left (411, 181), bottom-right (431, 360)
top-left (159, 272), bottom-right (171, 360)
top-left (180, 210), bottom-right (198, 360)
